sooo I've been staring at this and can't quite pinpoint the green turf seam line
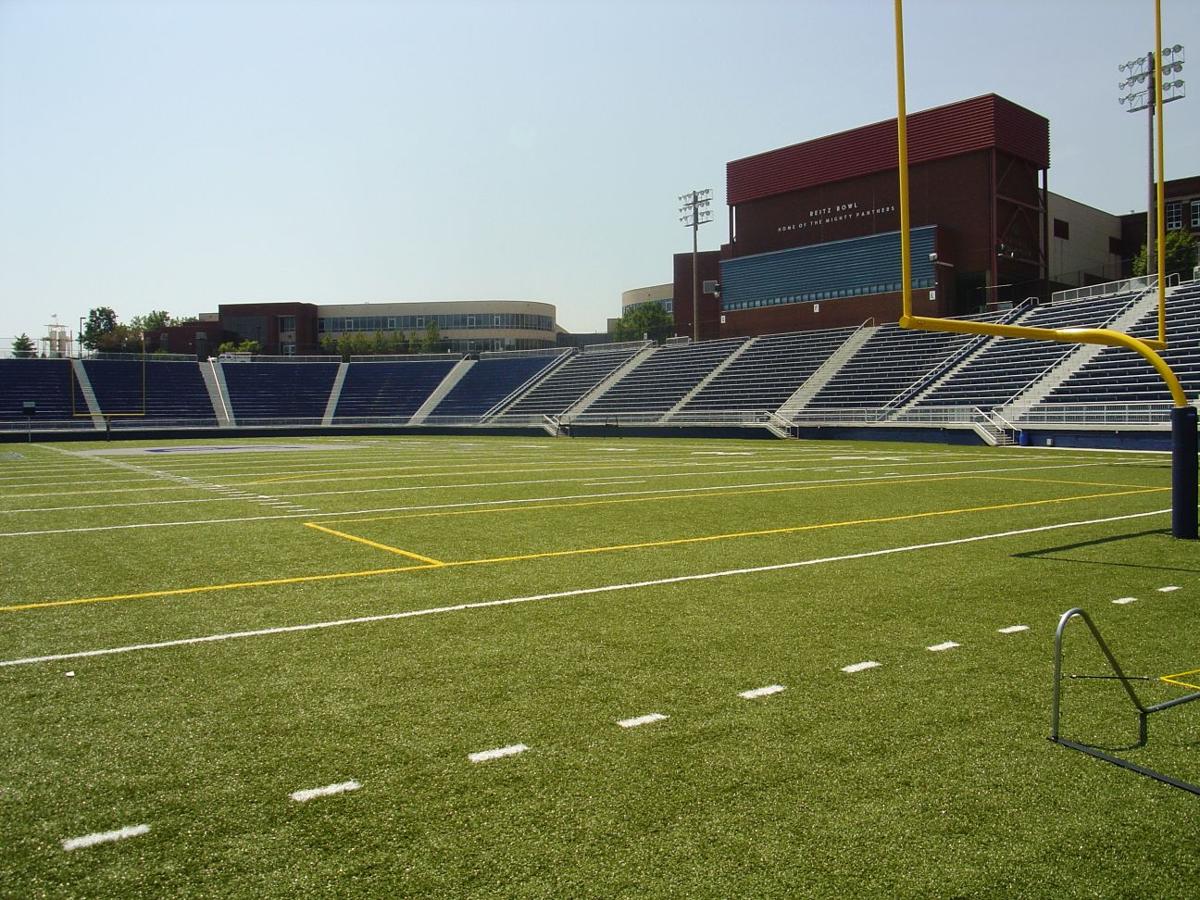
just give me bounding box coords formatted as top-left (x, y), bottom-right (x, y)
top-left (0, 508), bottom-right (1169, 669)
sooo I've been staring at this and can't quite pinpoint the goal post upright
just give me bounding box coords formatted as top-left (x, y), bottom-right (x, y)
top-left (892, 0), bottom-right (1196, 538)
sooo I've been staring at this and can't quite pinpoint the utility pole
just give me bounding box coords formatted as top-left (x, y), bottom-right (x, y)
top-left (678, 189), bottom-right (712, 341)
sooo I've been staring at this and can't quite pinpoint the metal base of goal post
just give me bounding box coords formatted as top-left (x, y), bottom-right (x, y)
top-left (1172, 405), bottom-right (1198, 540)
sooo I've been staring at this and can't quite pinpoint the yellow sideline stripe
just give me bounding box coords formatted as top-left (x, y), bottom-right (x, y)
top-left (321, 475), bottom-right (1164, 526)
top-left (1160, 668), bottom-right (1200, 691)
top-left (303, 523), bottom-right (445, 565)
top-left (2, 484), bottom-right (1165, 614)
top-left (0, 563), bottom-right (439, 612)
top-left (311, 487), bottom-right (1167, 567)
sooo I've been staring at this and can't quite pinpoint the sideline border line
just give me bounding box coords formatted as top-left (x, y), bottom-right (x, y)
top-left (0, 487), bottom-right (1165, 613)
top-left (0, 509), bottom-right (1168, 668)
top-left (0, 460), bottom-right (1161, 540)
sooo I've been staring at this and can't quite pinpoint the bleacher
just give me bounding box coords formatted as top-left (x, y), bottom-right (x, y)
top-left (333, 359), bottom-right (459, 421)
top-left (1034, 286), bottom-right (1200, 408)
top-left (906, 293), bottom-right (1138, 412)
top-left (498, 344), bottom-right (644, 419)
top-left (679, 328), bottom-right (857, 414)
top-left (802, 324), bottom-right (972, 410)
top-left (582, 338), bottom-right (748, 419)
top-left (0, 359), bottom-right (84, 421)
top-left (427, 351), bottom-right (565, 419)
top-left (7, 281), bottom-right (1200, 440)
top-left (84, 358), bottom-right (216, 426)
top-left (223, 361), bottom-right (339, 421)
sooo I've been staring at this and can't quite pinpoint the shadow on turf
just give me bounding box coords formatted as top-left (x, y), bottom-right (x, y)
top-left (1012, 528), bottom-right (1199, 574)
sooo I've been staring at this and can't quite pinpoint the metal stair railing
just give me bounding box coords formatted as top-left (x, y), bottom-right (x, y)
top-left (882, 298), bottom-right (1039, 415)
top-left (999, 286), bottom-right (1159, 409)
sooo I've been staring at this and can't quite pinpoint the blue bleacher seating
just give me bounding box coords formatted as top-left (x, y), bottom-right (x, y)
top-left (333, 359), bottom-right (458, 421)
top-left (223, 362), bottom-right (339, 421)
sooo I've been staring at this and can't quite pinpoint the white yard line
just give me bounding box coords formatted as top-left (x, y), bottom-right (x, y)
top-left (842, 661), bottom-right (881, 674)
top-left (998, 625), bottom-right (1029, 634)
top-left (62, 824), bottom-right (149, 851)
top-left (289, 780), bottom-right (361, 803)
top-left (469, 744), bottom-right (528, 763)
top-left (927, 641), bottom-right (960, 652)
top-left (0, 509), bottom-right (1167, 669)
top-left (739, 685), bottom-right (785, 699)
top-left (617, 713), bottom-right (668, 728)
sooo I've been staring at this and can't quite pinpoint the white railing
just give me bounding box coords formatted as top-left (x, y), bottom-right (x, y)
top-left (226, 355), bottom-right (341, 363)
top-left (1011, 402), bottom-right (1181, 426)
top-left (583, 340), bottom-right (652, 354)
top-left (561, 409), bottom-right (771, 427)
top-left (6, 401), bottom-right (1194, 433)
top-left (1052, 272), bottom-right (1180, 305)
top-left (348, 353), bottom-right (465, 362)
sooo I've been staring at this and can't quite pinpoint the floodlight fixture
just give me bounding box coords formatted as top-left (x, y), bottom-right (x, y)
top-left (1117, 43), bottom-right (1185, 275)
top-left (678, 187), bottom-right (714, 341)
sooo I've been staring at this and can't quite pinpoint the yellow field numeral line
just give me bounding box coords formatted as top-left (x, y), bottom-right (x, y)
top-left (1, 485), bottom-right (1166, 614)
top-left (0, 562), bottom-right (440, 613)
top-left (1160, 668), bottom-right (1200, 691)
top-left (304, 522), bottom-right (445, 565)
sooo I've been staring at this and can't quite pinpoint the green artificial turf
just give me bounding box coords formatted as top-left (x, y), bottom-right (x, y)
top-left (1, 435), bottom-right (1198, 897)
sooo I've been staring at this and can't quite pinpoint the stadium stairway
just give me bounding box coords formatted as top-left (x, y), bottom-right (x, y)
top-left (495, 343), bottom-right (647, 422)
top-left (996, 287), bottom-right (1161, 416)
top-left (202, 359), bottom-right (234, 427)
top-left (776, 321), bottom-right (875, 418)
top-left (560, 343), bottom-right (658, 420)
top-left (663, 337), bottom-right (759, 420)
top-left (69, 359), bottom-right (105, 427)
top-left (408, 357), bottom-right (476, 424)
top-left (321, 362), bottom-right (350, 425)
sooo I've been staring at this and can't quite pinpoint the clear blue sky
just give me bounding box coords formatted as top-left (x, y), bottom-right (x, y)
top-left (1, 0), bottom-right (1196, 347)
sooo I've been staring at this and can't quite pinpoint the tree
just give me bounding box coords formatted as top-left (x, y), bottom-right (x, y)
top-left (129, 310), bottom-right (172, 333)
top-left (612, 302), bottom-right (674, 344)
top-left (11, 333), bottom-right (36, 358)
top-left (216, 339), bottom-right (262, 356)
top-left (421, 320), bottom-right (443, 353)
top-left (1131, 230), bottom-right (1199, 280)
top-left (81, 306), bottom-right (118, 350)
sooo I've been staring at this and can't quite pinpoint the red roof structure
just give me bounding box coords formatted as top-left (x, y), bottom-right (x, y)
top-left (726, 94), bottom-right (1049, 206)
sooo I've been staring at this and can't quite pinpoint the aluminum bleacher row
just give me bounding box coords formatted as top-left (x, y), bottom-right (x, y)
top-left (4, 280), bottom-right (1199, 440)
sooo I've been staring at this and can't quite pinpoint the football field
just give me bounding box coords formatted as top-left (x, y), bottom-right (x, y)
top-left (2, 435), bottom-right (1198, 897)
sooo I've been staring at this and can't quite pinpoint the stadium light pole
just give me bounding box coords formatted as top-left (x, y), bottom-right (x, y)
top-left (679, 189), bottom-right (713, 342)
top-left (895, 0), bottom-right (1195, 537)
top-left (1118, 44), bottom-right (1185, 282)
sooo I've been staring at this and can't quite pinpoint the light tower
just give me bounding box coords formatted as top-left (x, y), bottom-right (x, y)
top-left (678, 188), bottom-right (713, 342)
top-left (1118, 44), bottom-right (1185, 275)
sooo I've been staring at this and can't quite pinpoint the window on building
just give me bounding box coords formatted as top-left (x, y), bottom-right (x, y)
top-left (1053, 218), bottom-right (1070, 240)
top-left (1192, 200), bottom-right (1200, 229)
top-left (1166, 201), bottom-right (1183, 230)
top-left (1108, 236), bottom-right (1123, 256)
top-left (278, 315), bottom-right (296, 332)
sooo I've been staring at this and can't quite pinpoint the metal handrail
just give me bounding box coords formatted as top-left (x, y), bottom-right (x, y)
top-left (1000, 285), bottom-right (1158, 408)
